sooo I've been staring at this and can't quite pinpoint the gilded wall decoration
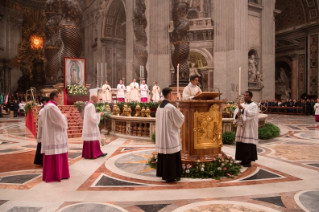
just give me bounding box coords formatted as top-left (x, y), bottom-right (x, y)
top-left (299, 54), bottom-right (305, 95)
top-left (193, 104), bottom-right (223, 150)
top-left (310, 34), bottom-right (318, 96)
top-left (9, 7), bottom-right (46, 80)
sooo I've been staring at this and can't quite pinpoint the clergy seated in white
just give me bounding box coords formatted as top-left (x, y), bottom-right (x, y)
top-left (315, 99), bottom-right (319, 122)
top-left (117, 80), bottom-right (126, 102)
top-left (156, 87), bottom-right (185, 182)
top-left (233, 91), bottom-right (259, 167)
top-left (82, 95), bottom-right (107, 159)
top-left (130, 79), bottom-right (139, 102)
top-left (140, 80), bottom-right (149, 103)
top-left (102, 81), bottom-right (112, 103)
top-left (182, 75), bottom-right (202, 101)
top-left (34, 97), bottom-right (50, 166)
top-left (40, 91), bottom-right (70, 183)
top-left (152, 82), bottom-right (160, 102)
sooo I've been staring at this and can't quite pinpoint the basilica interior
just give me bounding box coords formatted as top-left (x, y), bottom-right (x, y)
top-left (0, 0), bottom-right (319, 212)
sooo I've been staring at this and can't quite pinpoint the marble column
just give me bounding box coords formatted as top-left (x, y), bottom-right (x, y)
top-left (147, 0), bottom-right (170, 90)
top-left (291, 54), bottom-right (298, 99)
top-left (208, 69), bottom-right (214, 92)
top-left (213, 0), bottom-right (248, 100)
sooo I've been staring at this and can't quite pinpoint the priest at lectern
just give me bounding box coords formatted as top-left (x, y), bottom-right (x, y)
top-left (182, 75), bottom-right (202, 100)
top-left (156, 87), bottom-right (184, 182)
top-left (102, 81), bottom-right (111, 103)
top-left (130, 79), bottom-right (139, 102)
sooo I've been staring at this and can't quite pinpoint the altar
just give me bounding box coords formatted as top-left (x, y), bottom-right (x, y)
top-left (178, 92), bottom-right (226, 164)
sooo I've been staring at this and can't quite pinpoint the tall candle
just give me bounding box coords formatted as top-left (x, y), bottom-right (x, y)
top-left (239, 67), bottom-right (241, 96)
top-left (177, 64), bottom-right (180, 100)
top-left (97, 63), bottom-right (100, 88)
top-left (100, 63), bottom-right (103, 87)
top-left (140, 65), bottom-right (142, 78)
top-left (104, 63), bottom-right (107, 81)
top-left (142, 66), bottom-right (144, 78)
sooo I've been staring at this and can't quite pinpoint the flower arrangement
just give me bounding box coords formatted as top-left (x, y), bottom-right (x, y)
top-left (66, 85), bottom-right (88, 96)
top-left (73, 101), bottom-right (87, 113)
top-left (224, 101), bottom-right (237, 113)
top-left (24, 101), bottom-right (37, 113)
top-left (147, 153), bottom-right (241, 180)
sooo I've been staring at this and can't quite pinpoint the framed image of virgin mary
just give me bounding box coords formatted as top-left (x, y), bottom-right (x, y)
top-left (64, 57), bottom-right (86, 87)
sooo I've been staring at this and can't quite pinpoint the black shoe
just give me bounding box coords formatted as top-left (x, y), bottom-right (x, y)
top-left (242, 162), bottom-right (251, 167)
top-left (99, 153), bottom-right (107, 157)
top-left (165, 179), bottom-right (176, 183)
top-left (175, 178), bottom-right (181, 181)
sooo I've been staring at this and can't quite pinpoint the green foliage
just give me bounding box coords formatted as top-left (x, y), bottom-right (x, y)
top-left (147, 157), bottom-right (157, 169)
top-left (24, 102), bottom-right (36, 113)
top-left (224, 101), bottom-right (237, 113)
top-left (66, 85), bottom-right (88, 95)
top-left (258, 123), bottom-right (280, 140)
top-left (222, 131), bottom-right (236, 145)
top-left (73, 101), bottom-right (87, 113)
top-left (151, 132), bottom-right (155, 142)
top-left (147, 154), bottom-right (241, 180)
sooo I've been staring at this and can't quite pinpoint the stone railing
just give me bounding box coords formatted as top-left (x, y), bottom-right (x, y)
top-left (222, 114), bottom-right (268, 133)
top-left (169, 18), bottom-right (213, 31)
top-left (106, 115), bottom-right (156, 140)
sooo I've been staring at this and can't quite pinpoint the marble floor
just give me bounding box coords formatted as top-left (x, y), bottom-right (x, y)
top-left (0, 115), bottom-right (319, 212)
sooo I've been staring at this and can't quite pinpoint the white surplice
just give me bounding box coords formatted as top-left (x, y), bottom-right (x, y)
top-left (117, 84), bottom-right (125, 98)
top-left (152, 85), bottom-right (160, 102)
top-left (140, 84), bottom-right (149, 98)
top-left (82, 102), bottom-right (101, 141)
top-left (102, 84), bottom-right (112, 102)
top-left (130, 82), bottom-right (139, 101)
top-left (314, 103), bottom-right (319, 115)
top-left (40, 102), bottom-right (69, 155)
top-left (233, 102), bottom-right (259, 145)
top-left (182, 82), bottom-right (202, 100)
top-left (155, 101), bottom-right (185, 154)
top-left (36, 108), bottom-right (45, 143)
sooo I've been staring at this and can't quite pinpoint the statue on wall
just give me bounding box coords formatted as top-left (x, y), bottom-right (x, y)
top-left (256, 71), bottom-right (264, 88)
top-left (276, 67), bottom-right (290, 83)
top-left (189, 62), bottom-right (201, 80)
top-left (248, 54), bottom-right (257, 82)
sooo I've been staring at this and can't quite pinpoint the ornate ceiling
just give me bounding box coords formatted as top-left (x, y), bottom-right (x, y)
top-left (276, 0), bottom-right (319, 32)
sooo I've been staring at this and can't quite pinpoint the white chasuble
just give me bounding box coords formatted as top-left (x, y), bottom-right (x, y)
top-left (117, 84), bottom-right (125, 98)
top-left (182, 82), bottom-right (202, 100)
top-left (82, 102), bottom-right (101, 141)
top-left (314, 103), bottom-right (319, 115)
top-left (233, 102), bottom-right (259, 145)
top-left (130, 82), bottom-right (139, 101)
top-left (140, 84), bottom-right (149, 98)
top-left (40, 102), bottom-right (69, 155)
top-left (155, 101), bottom-right (185, 154)
top-left (152, 85), bottom-right (160, 102)
top-left (102, 84), bottom-right (111, 102)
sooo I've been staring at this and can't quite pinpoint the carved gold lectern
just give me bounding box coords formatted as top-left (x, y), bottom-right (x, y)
top-left (178, 92), bottom-right (226, 164)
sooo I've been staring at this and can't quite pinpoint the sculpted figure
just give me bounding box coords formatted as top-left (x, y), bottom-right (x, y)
top-left (248, 55), bottom-right (257, 82)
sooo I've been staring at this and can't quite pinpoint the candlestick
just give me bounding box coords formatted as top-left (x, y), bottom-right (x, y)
top-left (177, 64), bottom-right (180, 100)
top-left (140, 66), bottom-right (142, 79)
top-left (238, 67), bottom-right (241, 96)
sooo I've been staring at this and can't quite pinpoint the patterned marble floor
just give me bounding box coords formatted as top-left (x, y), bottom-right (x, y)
top-left (0, 115), bottom-right (319, 212)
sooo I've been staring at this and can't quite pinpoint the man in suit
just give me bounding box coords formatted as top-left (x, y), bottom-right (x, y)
top-left (13, 100), bottom-right (19, 117)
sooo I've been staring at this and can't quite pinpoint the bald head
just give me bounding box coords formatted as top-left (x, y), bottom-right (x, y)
top-left (91, 95), bottom-right (98, 103)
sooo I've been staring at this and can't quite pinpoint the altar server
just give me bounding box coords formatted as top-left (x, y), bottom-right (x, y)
top-left (41, 91), bottom-right (70, 182)
top-left (82, 95), bottom-right (107, 159)
top-left (156, 87), bottom-right (185, 182)
top-left (152, 82), bottom-right (160, 102)
top-left (233, 91), bottom-right (259, 167)
top-left (34, 97), bottom-right (50, 166)
top-left (314, 99), bottom-right (319, 122)
top-left (117, 80), bottom-right (125, 102)
top-left (182, 75), bottom-right (202, 100)
top-left (140, 80), bottom-right (149, 103)
top-left (102, 81), bottom-right (112, 103)
top-left (130, 79), bottom-right (139, 102)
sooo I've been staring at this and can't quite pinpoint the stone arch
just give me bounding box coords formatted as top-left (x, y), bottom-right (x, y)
top-left (189, 48), bottom-right (214, 68)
